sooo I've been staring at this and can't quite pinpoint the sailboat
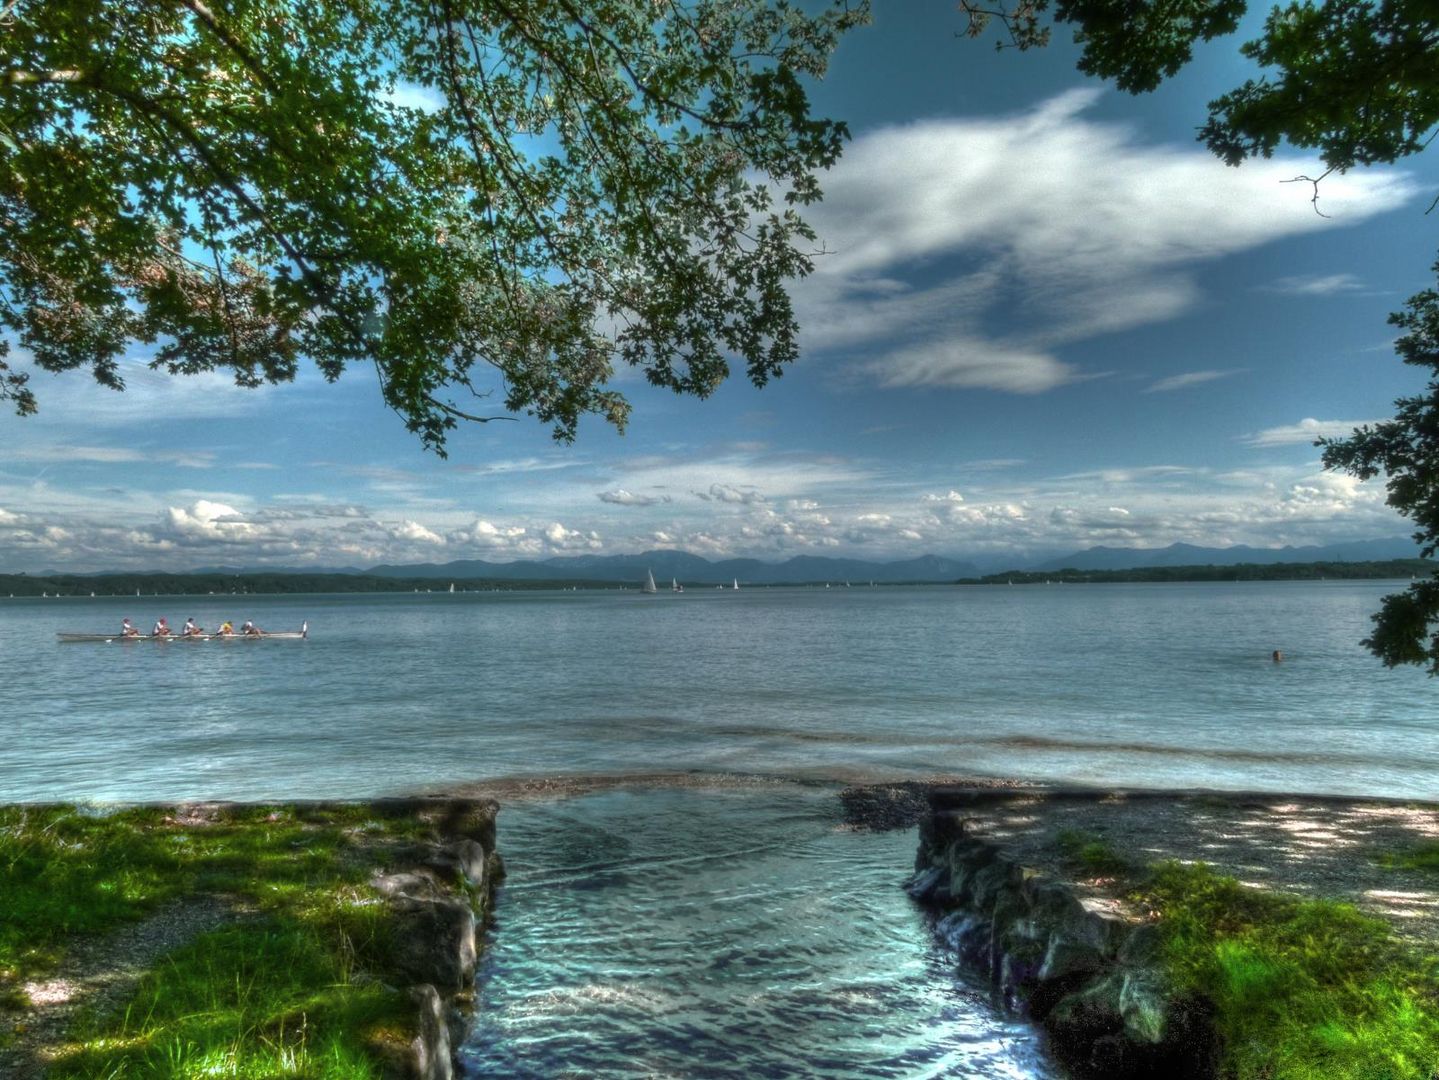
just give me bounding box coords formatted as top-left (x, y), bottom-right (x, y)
top-left (448, 583), bottom-right (455, 594)
top-left (671, 578), bottom-right (683, 593)
top-left (732, 578), bottom-right (740, 591)
top-left (642, 570), bottom-right (658, 594)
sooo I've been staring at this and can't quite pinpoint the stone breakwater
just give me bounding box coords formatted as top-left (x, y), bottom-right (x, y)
top-left (909, 792), bottom-right (1217, 1080)
top-left (349, 798), bottom-right (505, 1080)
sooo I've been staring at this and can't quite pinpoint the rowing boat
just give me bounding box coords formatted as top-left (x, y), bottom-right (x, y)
top-left (57, 622), bottom-right (309, 643)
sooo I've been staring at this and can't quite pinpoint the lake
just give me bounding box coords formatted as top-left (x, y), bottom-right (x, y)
top-left (1, 580), bottom-right (1433, 802)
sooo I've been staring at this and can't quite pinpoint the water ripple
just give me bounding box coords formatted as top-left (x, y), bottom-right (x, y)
top-left (461, 788), bottom-right (1053, 1080)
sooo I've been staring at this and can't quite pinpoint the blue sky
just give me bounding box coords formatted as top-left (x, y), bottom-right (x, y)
top-left (3, 6), bottom-right (1436, 573)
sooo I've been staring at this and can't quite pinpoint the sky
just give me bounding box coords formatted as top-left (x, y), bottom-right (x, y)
top-left (4, 6), bottom-right (1438, 573)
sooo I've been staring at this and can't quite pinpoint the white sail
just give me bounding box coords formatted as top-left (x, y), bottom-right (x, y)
top-left (642, 570), bottom-right (658, 594)
top-left (733, 578), bottom-right (740, 590)
top-left (449, 582), bottom-right (455, 593)
top-left (671, 578), bottom-right (683, 593)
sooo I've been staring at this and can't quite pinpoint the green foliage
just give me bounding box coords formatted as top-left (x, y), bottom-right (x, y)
top-left (0, 0), bottom-right (867, 452)
top-left (962, 0), bottom-right (1439, 174)
top-left (1061, 0), bottom-right (1247, 93)
top-left (1204, 1), bottom-right (1439, 171)
top-left (1322, 271), bottom-right (1439, 671)
top-left (1137, 861), bottom-right (1439, 1080)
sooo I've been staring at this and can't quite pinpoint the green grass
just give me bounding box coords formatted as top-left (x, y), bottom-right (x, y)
top-left (0, 804), bottom-right (440, 1078)
top-left (1377, 841), bottom-right (1439, 874)
top-left (1136, 861), bottom-right (1439, 1080)
top-left (51, 922), bottom-right (403, 1079)
top-left (1055, 828), bottom-right (1133, 878)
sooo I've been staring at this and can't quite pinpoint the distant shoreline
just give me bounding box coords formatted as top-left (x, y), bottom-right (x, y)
top-left (0, 558), bottom-right (1431, 597)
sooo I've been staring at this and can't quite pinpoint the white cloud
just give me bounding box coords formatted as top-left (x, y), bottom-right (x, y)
top-left (165, 500), bottom-right (258, 542)
top-left (864, 338), bottom-right (1080, 393)
top-left (1263, 273), bottom-right (1367, 296)
top-left (393, 520), bottom-right (444, 544)
top-left (1241, 417), bottom-right (1381, 447)
top-left (544, 522), bottom-right (603, 550)
top-left (798, 90), bottom-right (1415, 392)
top-left (597, 488), bottom-right (669, 506)
top-left (703, 483), bottom-right (767, 505)
top-left (462, 519), bottom-right (528, 546)
top-left (1144, 369), bottom-right (1243, 393)
top-left (21, 354), bottom-right (280, 427)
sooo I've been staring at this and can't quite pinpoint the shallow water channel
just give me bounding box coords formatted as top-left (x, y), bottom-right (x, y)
top-left (461, 786), bottom-right (1055, 1079)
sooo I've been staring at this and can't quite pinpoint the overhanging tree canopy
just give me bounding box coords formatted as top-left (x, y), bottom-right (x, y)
top-left (0, 0), bottom-right (866, 451)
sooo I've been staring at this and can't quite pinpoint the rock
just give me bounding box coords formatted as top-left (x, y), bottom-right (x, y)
top-left (391, 841), bottom-right (489, 893)
top-left (386, 894), bottom-right (478, 991)
top-left (912, 824), bottom-right (1219, 1079)
top-left (373, 871), bottom-right (446, 902)
top-left (905, 866), bottom-right (946, 901)
top-left (406, 983), bottom-right (453, 1080)
top-left (362, 803), bottom-right (500, 1078)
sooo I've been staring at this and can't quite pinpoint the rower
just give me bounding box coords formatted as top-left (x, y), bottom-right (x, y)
top-left (216, 621), bottom-right (234, 637)
top-left (152, 617), bottom-right (172, 637)
top-left (120, 618), bottom-right (140, 638)
top-left (182, 617), bottom-right (203, 637)
top-left (241, 620), bottom-right (263, 637)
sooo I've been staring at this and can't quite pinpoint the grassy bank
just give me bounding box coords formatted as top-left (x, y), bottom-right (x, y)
top-left (1140, 862), bottom-right (1439, 1080)
top-left (1055, 829), bottom-right (1439, 1080)
top-left (0, 803), bottom-right (469, 1078)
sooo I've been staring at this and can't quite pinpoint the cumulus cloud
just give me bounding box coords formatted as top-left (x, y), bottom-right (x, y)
top-left (1241, 418), bottom-right (1381, 447)
top-left (597, 488), bottom-right (670, 506)
top-left (1144, 369), bottom-right (1243, 393)
top-left (165, 500), bottom-right (258, 542)
top-left (393, 520), bottom-right (444, 544)
top-left (462, 519), bottom-right (528, 546)
top-left (797, 89), bottom-right (1414, 393)
top-left (544, 522), bottom-right (603, 550)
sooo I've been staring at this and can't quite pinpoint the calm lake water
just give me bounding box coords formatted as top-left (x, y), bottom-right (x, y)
top-left (1, 580), bottom-right (1433, 802)
top-left (4, 581), bottom-right (1433, 1077)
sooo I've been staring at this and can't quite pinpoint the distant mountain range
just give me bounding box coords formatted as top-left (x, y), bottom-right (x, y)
top-left (365, 550), bottom-right (980, 585)
top-left (49, 536), bottom-right (1424, 584)
top-left (1025, 536), bottom-right (1423, 573)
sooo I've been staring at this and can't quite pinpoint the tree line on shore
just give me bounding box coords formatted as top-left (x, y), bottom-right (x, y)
top-left (0, 572), bottom-right (615, 598)
top-left (1, 559), bottom-right (1434, 597)
top-left (959, 560), bottom-right (1437, 586)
